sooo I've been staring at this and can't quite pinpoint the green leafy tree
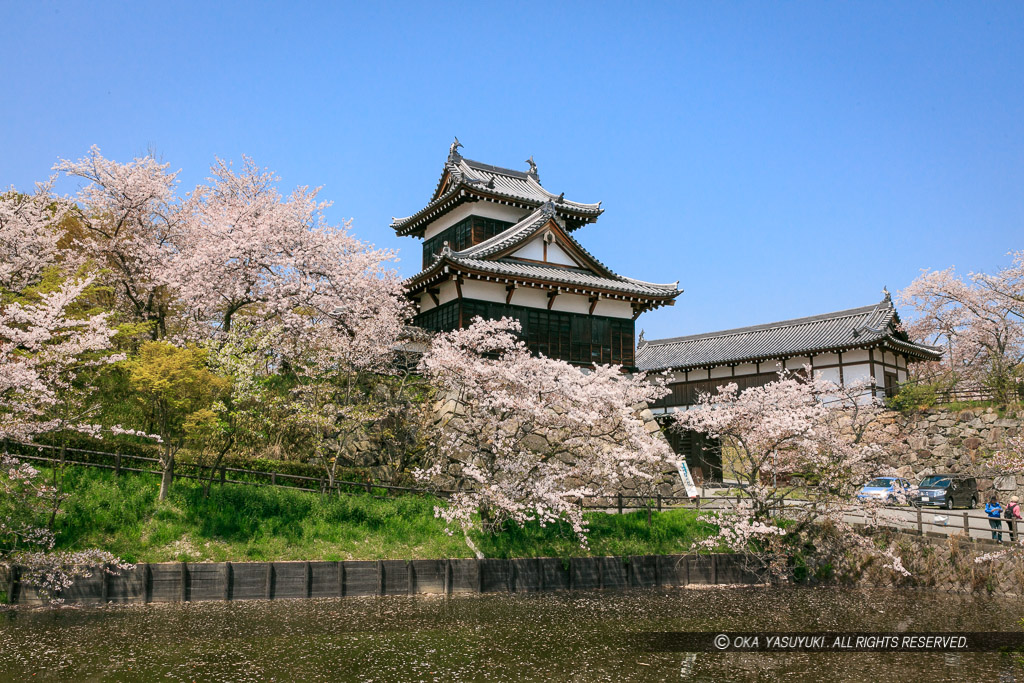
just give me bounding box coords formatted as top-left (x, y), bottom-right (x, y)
top-left (127, 342), bottom-right (229, 500)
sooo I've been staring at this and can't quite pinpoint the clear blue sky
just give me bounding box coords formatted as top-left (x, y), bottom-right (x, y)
top-left (4, 1), bottom-right (1022, 340)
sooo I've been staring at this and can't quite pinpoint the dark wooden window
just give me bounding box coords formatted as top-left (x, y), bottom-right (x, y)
top-left (422, 216), bottom-right (514, 268)
top-left (884, 372), bottom-right (899, 398)
top-left (413, 298), bottom-right (635, 367)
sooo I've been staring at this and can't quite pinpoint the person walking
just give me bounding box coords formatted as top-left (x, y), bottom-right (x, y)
top-left (1004, 495), bottom-right (1022, 543)
top-left (985, 496), bottom-right (1003, 542)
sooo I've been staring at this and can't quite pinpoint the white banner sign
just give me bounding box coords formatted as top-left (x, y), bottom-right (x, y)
top-left (677, 460), bottom-right (700, 499)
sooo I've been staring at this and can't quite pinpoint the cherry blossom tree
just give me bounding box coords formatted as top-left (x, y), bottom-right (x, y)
top-left (0, 183), bottom-right (68, 294)
top-left (172, 157), bottom-right (409, 341)
top-left (1, 453), bottom-right (130, 604)
top-left (671, 371), bottom-right (910, 581)
top-left (55, 146), bottom-right (181, 339)
top-left (414, 317), bottom-right (674, 555)
top-left (899, 255), bottom-right (1024, 403)
top-left (0, 187), bottom-right (133, 603)
top-left (0, 185), bottom-right (122, 443)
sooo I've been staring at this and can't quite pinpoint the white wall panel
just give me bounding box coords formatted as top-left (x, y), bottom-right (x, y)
top-left (843, 349), bottom-right (870, 363)
top-left (550, 292), bottom-right (591, 315)
top-left (512, 237), bottom-right (545, 261)
top-left (816, 352), bottom-right (840, 366)
top-left (461, 279), bottom-right (507, 304)
top-left (593, 299), bottom-right (633, 319)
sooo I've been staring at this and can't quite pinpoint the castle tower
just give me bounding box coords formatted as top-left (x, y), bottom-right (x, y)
top-left (392, 140), bottom-right (681, 367)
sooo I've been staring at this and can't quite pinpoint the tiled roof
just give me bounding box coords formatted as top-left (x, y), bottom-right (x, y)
top-left (635, 297), bottom-right (942, 371)
top-left (407, 205), bottom-right (681, 302)
top-left (391, 151), bottom-right (603, 236)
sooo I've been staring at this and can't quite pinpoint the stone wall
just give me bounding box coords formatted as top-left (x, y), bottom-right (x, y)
top-left (852, 530), bottom-right (1024, 596)
top-left (883, 406), bottom-right (1024, 502)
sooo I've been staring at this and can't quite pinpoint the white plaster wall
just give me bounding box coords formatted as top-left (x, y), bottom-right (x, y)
top-left (437, 279), bottom-right (459, 305)
top-left (898, 368), bottom-right (908, 382)
top-left (817, 366), bottom-right (842, 385)
top-left (508, 286), bottom-right (548, 309)
top-left (897, 355), bottom-right (907, 369)
top-left (843, 363), bottom-right (872, 384)
top-left (883, 351), bottom-right (896, 366)
top-left (593, 299), bottom-right (633, 319)
top-left (710, 366), bottom-right (733, 379)
top-left (816, 352), bottom-right (840, 366)
top-left (460, 279), bottom-right (507, 304)
top-left (844, 349), bottom-right (870, 363)
top-left (417, 293), bottom-right (435, 313)
top-left (550, 292), bottom-right (591, 315)
top-left (734, 363), bottom-right (758, 377)
top-left (422, 202), bottom-right (526, 240)
top-left (785, 356), bottom-right (812, 370)
top-left (546, 242), bottom-right (577, 266)
top-left (512, 237), bottom-right (545, 261)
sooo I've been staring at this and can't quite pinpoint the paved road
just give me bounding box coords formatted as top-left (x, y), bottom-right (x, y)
top-left (640, 488), bottom-right (1016, 543)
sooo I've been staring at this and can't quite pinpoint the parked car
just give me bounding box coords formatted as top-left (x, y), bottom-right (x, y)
top-left (857, 477), bottom-right (911, 504)
top-left (913, 474), bottom-right (978, 510)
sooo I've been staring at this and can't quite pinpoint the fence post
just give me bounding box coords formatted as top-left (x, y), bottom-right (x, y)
top-left (407, 561), bottom-right (415, 596)
top-left (617, 493), bottom-right (623, 515)
top-left (916, 508), bottom-right (923, 535)
top-left (114, 452), bottom-right (122, 477)
top-left (220, 467), bottom-right (226, 486)
top-left (144, 563), bottom-right (152, 604)
top-left (657, 494), bottom-right (662, 512)
top-left (7, 566), bottom-right (19, 605)
top-left (305, 561), bottom-right (312, 599)
top-left (963, 512), bottom-right (970, 537)
top-left (338, 562), bottom-right (345, 598)
top-left (271, 472), bottom-right (277, 486)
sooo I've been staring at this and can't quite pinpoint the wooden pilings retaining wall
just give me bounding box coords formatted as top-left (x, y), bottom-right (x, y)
top-left (1, 554), bottom-right (760, 606)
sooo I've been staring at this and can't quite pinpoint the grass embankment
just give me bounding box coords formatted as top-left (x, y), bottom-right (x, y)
top-left (51, 468), bottom-right (714, 563)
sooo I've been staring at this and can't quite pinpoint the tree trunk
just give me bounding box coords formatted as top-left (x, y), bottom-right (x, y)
top-left (203, 438), bottom-right (234, 499)
top-left (158, 444), bottom-right (174, 501)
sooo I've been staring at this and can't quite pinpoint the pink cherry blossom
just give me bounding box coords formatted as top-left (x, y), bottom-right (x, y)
top-left (415, 317), bottom-right (675, 551)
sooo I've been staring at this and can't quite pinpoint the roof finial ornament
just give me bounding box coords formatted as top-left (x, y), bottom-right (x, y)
top-left (440, 240), bottom-right (452, 258)
top-left (540, 200), bottom-right (558, 217)
top-left (525, 155), bottom-right (539, 178)
top-left (882, 286), bottom-right (891, 302)
top-left (638, 329), bottom-right (646, 346)
top-left (448, 137), bottom-right (463, 161)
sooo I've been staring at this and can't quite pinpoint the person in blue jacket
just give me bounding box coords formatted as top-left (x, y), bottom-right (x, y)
top-left (985, 495), bottom-right (1003, 542)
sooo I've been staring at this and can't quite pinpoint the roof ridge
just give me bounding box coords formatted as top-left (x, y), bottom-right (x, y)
top-left (461, 157), bottom-right (530, 179)
top-left (645, 301), bottom-right (887, 347)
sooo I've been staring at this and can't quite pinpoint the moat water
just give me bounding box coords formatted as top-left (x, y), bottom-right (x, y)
top-left (0, 587), bottom-right (1020, 681)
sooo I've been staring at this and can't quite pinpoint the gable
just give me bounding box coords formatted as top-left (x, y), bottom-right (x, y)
top-left (510, 234), bottom-right (583, 268)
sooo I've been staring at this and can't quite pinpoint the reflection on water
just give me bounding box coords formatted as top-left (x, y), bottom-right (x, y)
top-left (0, 587), bottom-right (1021, 682)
